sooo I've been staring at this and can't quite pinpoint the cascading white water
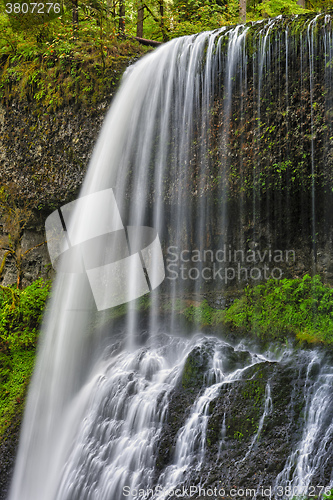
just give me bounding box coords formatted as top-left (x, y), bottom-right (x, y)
top-left (152, 343), bottom-right (277, 500)
top-left (9, 14), bottom-right (333, 500)
top-left (52, 335), bottom-right (270, 500)
top-left (10, 29), bottom-right (234, 500)
top-left (242, 382), bottom-right (272, 462)
top-left (274, 352), bottom-right (333, 497)
top-left (54, 334), bottom-right (187, 500)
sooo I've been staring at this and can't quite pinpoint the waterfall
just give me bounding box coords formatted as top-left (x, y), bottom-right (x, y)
top-left (274, 353), bottom-right (333, 496)
top-left (9, 13), bottom-right (333, 500)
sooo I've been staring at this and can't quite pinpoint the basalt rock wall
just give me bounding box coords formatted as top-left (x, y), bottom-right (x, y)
top-left (1, 15), bottom-right (333, 288)
top-left (0, 98), bottom-right (110, 286)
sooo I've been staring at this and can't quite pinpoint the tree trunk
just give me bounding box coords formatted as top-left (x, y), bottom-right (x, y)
top-left (240, 0), bottom-right (246, 22)
top-left (159, 0), bottom-right (168, 42)
top-left (119, 0), bottom-right (125, 36)
top-left (133, 36), bottom-right (162, 47)
top-left (137, 1), bottom-right (144, 38)
top-left (72, 0), bottom-right (78, 28)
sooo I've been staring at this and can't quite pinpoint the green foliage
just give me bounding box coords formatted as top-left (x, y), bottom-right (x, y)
top-left (169, 0), bottom-right (239, 38)
top-left (0, 0), bottom-right (331, 110)
top-left (0, 10), bottom-right (150, 109)
top-left (256, 0), bottom-right (305, 18)
top-left (1, 0), bottom-right (60, 32)
top-left (233, 430), bottom-right (244, 441)
top-left (0, 278), bottom-right (51, 351)
top-left (183, 299), bottom-right (213, 325)
top-left (224, 275), bottom-right (333, 343)
top-left (0, 279), bottom-right (50, 438)
top-left (0, 350), bottom-right (35, 438)
top-left (181, 276), bottom-right (333, 344)
top-left (307, 0), bottom-right (333, 10)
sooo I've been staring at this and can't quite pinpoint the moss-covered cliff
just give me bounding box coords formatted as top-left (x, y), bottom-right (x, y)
top-left (0, 39), bottom-right (150, 286)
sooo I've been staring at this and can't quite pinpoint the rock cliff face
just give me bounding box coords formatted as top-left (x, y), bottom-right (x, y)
top-left (0, 400), bottom-right (26, 500)
top-left (0, 100), bottom-right (109, 207)
top-left (0, 99), bottom-right (110, 285)
top-left (154, 337), bottom-right (333, 500)
top-left (2, 15), bottom-right (333, 288)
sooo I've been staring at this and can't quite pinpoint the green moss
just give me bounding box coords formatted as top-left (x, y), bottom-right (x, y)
top-left (181, 346), bottom-right (210, 389)
top-left (231, 366), bottom-right (267, 438)
top-left (226, 404), bottom-right (260, 442)
top-left (0, 19), bottom-right (151, 110)
top-left (206, 365), bottom-right (272, 448)
top-left (241, 368), bottom-right (265, 405)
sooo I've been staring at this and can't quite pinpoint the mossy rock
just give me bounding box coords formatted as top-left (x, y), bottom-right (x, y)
top-left (219, 345), bottom-right (252, 375)
top-left (206, 362), bottom-right (276, 449)
top-left (181, 345), bottom-right (211, 389)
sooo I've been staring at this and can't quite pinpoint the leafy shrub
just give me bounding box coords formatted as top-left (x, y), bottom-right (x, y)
top-left (181, 275), bottom-right (333, 344)
top-left (224, 275), bottom-right (333, 343)
top-left (183, 300), bottom-right (213, 325)
top-left (0, 279), bottom-right (49, 437)
top-left (257, 0), bottom-right (305, 17)
top-left (0, 279), bottom-right (51, 351)
top-left (0, 350), bottom-right (35, 438)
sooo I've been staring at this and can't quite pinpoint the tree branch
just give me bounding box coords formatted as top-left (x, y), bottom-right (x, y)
top-left (22, 240), bottom-right (46, 257)
top-left (143, 3), bottom-right (159, 24)
top-left (0, 251), bottom-right (11, 279)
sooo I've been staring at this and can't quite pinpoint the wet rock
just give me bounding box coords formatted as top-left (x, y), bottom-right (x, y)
top-left (219, 345), bottom-right (252, 374)
top-left (181, 345), bottom-right (211, 389)
top-left (155, 349), bottom-right (331, 499)
top-left (0, 410), bottom-right (23, 500)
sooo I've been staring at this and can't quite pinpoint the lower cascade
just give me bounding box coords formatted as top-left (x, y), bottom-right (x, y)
top-left (11, 326), bottom-right (333, 500)
top-left (9, 13), bottom-right (333, 500)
